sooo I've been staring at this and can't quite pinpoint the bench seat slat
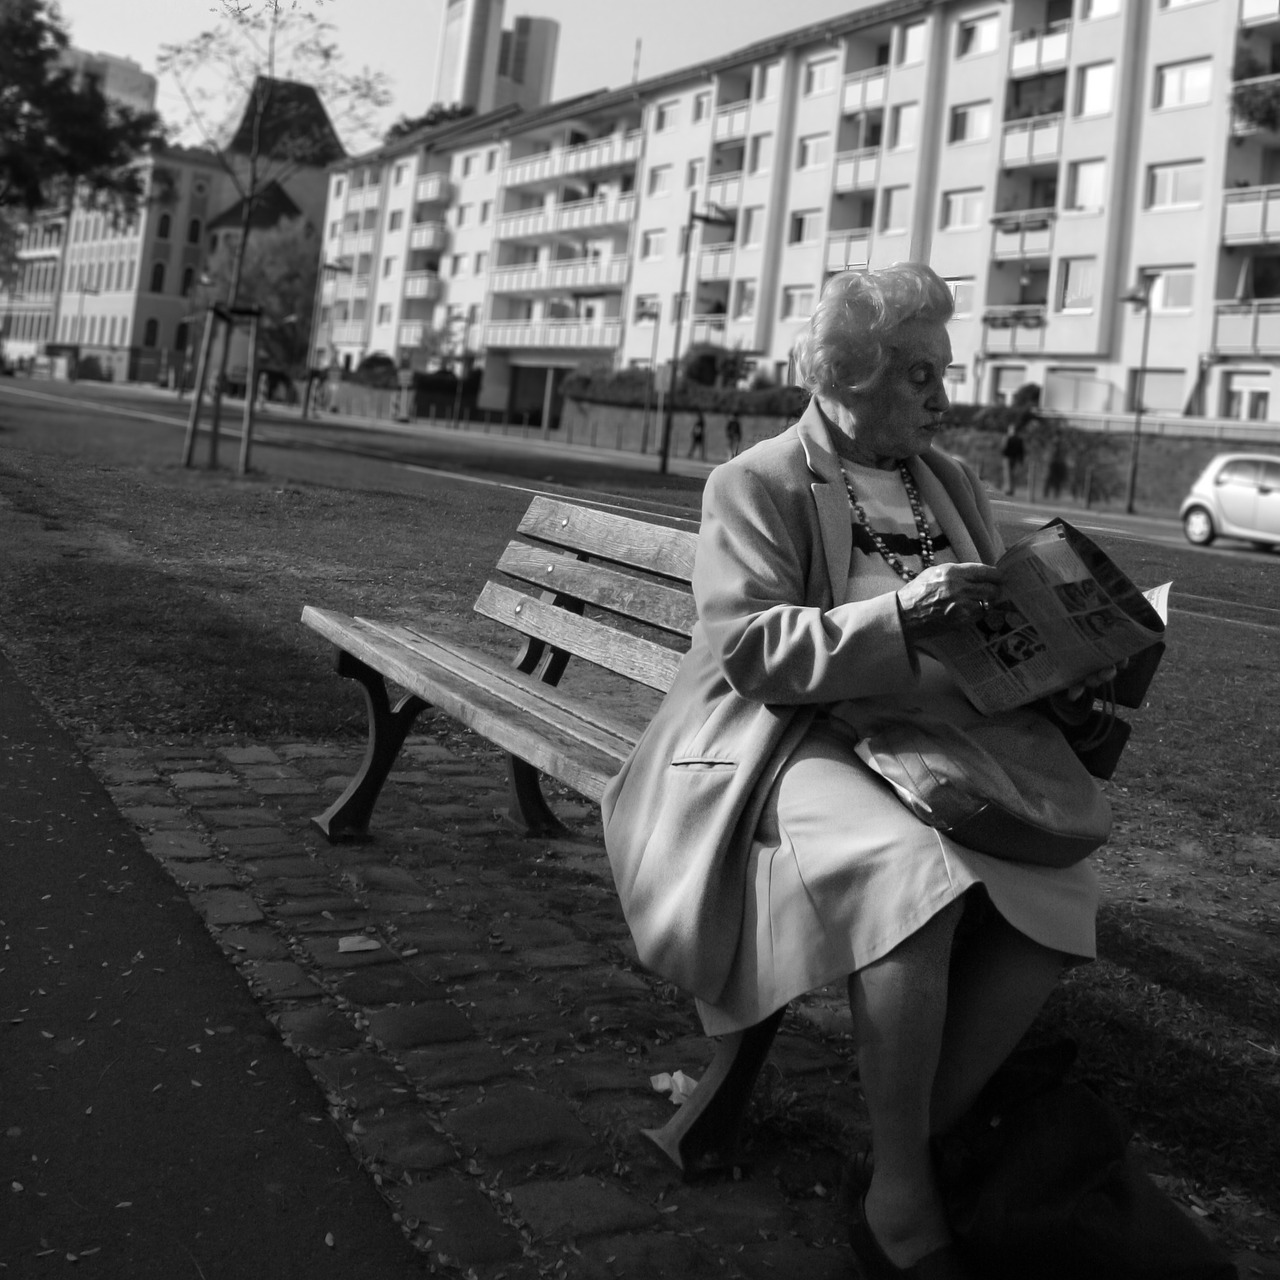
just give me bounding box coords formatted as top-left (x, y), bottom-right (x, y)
top-left (301, 608), bottom-right (630, 801)
top-left (473, 581), bottom-right (683, 694)
top-left (518, 496), bottom-right (698, 582)
top-left (496, 543), bottom-right (698, 638)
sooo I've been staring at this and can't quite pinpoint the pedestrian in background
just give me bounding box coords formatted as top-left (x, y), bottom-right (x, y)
top-left (689, 410), bottom-right (707, 460)
top-left (726, 413), bottom-right (742, 458)
top-left (1000, 423), bottom-right (1024, 496)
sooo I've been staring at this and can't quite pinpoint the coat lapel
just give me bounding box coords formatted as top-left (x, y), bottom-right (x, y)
top-left (795, 399), bottom-right (852, 598)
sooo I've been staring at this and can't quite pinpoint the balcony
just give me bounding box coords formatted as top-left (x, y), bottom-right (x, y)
top-left (1001, 114), bottom-right (1062, 167)
top-left (350, 187), bottom-right (381, 212)
top-left (488, 255), bottom-right (629, 294)
top-left (706, 171), bottom-right (743, 210)
top-left (398, 322), bottom-right (426, 348)
top-left (356, 231), bottom-right (375, 254)
top-left (1242, 0), bottom-right (1280, 24)
top-left (481, 318), bottom-right (622, 349)
top-left (1213, 300), bottom-right (1280, 354)
top-left (689, 315), bottom-right (728, 345)
top-left (494, 193), bottom-right (637, 240)
top-left (1009, 22), bottom-right (1070, 77)
top-left (352, 275), bottom-right (370, 299)
top-left (503, 131), bottom-right (643, 187)
top-left (842, 67), bottom-right (887, 115)
top-left (698, 244), bottom-right (734, 280)
top-left (414, 172), bottom-right (451, 204)
top-left (1231, 74), bottom-right (1280, 135)
top-left (330, 322), bottom-right (365, 346)
top-left (826, 230), bottom-right (872, 273)
top-left (409, 221), bottom-right (448, 251)
top-left (991, 209), bottom-right (1055, 260)
top-left (713, 103), bottom-right (749, 142)
top-left (834, 147), bottom-right (880, 193)
top-left (981, 305), bottom-right (1047, 353)
top-left (403, 271), bottom-right (442, 301)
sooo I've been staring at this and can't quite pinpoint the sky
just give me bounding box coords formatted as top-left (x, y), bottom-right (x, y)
top-left (52, 0), bottom-right (863, 146)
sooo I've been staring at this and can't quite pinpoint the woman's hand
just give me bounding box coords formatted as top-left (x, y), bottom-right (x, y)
top-left (896, 563), bottom-right (1004, 645)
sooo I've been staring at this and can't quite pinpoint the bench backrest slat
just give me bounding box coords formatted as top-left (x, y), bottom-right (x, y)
top-left (497, 543), bottom-right (698, 638)
top-left (474, 581), bottom-right (683, 694)
top-left (518, 495), bottom-right (698, 582)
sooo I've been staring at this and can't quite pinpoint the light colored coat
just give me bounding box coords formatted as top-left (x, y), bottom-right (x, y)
top-left (601, 398), bottom-right (1004, 1005)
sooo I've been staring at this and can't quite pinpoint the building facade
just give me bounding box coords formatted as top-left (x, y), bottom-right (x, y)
top-left (433, 0), bottom-right (559, 115)
top-left (314, 0), bottom-right (1280, 428)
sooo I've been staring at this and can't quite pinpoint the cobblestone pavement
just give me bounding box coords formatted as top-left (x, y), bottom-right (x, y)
top-left (87, 718), bottom-right (869, 1280)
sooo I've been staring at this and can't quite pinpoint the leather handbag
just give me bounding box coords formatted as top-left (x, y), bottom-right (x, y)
top-left (853, 706), bottom-right (1112, 867)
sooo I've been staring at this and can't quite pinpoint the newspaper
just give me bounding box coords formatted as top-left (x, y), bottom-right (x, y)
top-left (918, 519), bottom-right (1170, 716)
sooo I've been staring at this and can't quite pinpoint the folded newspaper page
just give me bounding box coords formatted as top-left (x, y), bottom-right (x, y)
top-left (918, 519), bottom-right (1170, 715)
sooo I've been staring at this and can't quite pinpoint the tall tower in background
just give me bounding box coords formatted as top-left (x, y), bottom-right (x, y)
top-left (433, 0), bottom-right (558, 113)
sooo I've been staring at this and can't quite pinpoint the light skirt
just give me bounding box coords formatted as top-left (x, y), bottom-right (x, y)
top-left (696, 718), bottom-right (1100, 1036)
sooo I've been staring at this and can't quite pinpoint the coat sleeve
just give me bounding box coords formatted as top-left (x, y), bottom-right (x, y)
top-left (693, 461), bottom-right (920, 705)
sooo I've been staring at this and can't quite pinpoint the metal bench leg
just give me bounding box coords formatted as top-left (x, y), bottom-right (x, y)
top-left (507, 755), bottom-right (571, 837)
top-left (312, 651), bottom-right (428, 842)
top-left (642, 1006), bottom-right (785, 1178)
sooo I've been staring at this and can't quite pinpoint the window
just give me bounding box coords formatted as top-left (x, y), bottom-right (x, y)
top-left (686, 158), bottom-right (704, 190)
top-left (480, 200), bottom-right (492, 223)
top-left (1156, 59), bottom-right (1212, 108)
top-left (899, 20), bottom-right (926, 64)
top-left (382, 256), bottom-right (395, 278)
top-left (741, 206), bottom-right (765, 246)
top-left (149, 261), bottom-right (165, 293)
top-left (889, 103), bottom-right (920, 150)
top-left (1074, 62), bottom-right (1115, 116)
top-left (749, 133), bottom-right (773, 174)
top-left (781, 286), bottom-right (815, 320)
top-left (180, 266), bottom-right (194, 296)
top-left (756, 63), bottom-right (779, 99)
top-left (797, 133), bottom-right (831, 169)
top-left (641, 229), bottom-right (665, 259)
top-left (1065, 159), bottom-right (1106, 211)
top-left (156, 214), bottom-right (171, 240)
top-left (143, 318), bottom-right (159, 348)
top-left (654, 100), bottom-right (678, 131)
top-left (1082, 0), bottom-right (1119, 16)
top-left (474, 251), bottom-right (487, 274)
top-left (186, 218), bottom-right (201, 245)
top-left (789, 209), bottom-right (822, 244)
top-left (1221, 373), bottom-right (1271, 420)
top-left (947, 277), bottom-right (975, 315)
top-left (389, 210), bottom-right (404, 231)
top-left (949, 101), bottom-right (992, 143)
top-left (634, 294), bottom-right (659, 323)
top-left (733, 279), bottom-right (757, 319)
top-left (334, 178), bottom-right (344, 197)
top-left (393, 164), bottom-right (405, 186)
top-left (1146, 160), bottom-right (1203, 208)
top-left (487, 149), bottom-right (498, 171)
top-left (1058, 257), bottom-right (1097, 311)
top-left (881, 185), bottom-right (909, 233)
top-left (647, 165), bottom-right (672, 197)
top-left (362, 208), bottom-right (378, 230)
top-left (461, 153), bottom-right (476, 177)
top-left (329, 220), bottom-right (340, 238)
top-left (456, 204), bottom-right (470, 227)
top-left (804, 56), bottom-right (838, 96)
top-left (451, 253), bottom-right (466, 275)
top-left (957, 14), bottom-right (999, 57)
top-left (1145, 266), bottom-right (1194, 311)
top-left (941, 188), bottom-right (984, 229)
top-left (377, 304), bottom-right (391, 324)
top-left (693, 91), bottom-right (711, 121)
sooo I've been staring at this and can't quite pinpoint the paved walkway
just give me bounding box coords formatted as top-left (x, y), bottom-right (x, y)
top-left (5, 650), bottom-right (1275, 1278)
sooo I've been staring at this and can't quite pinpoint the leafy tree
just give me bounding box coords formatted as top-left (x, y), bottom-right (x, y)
top-left (383, 103), bottom-right (476, 145)
top-left (0, 0), bottom-right (164, 213)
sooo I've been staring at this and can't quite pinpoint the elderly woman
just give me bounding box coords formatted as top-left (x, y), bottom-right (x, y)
top-left (602, 263), bottom-right (1099, 1280)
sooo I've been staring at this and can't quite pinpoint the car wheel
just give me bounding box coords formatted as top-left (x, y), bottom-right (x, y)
top-left (1182, 507), bottom-right (1215, 545)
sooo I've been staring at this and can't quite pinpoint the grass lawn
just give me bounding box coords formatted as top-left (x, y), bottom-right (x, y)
top-left (1, 425), bottom-right (1277, 1260)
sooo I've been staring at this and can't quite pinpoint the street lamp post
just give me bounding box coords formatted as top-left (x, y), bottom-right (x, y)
top-left (659, 193), bottom-right (734, 475)
top-left (1120, 276), bottom-right (1154, 516)
top-left (69, 282), bottom-right (99, 381)
top-left (303, 261), bottom-right (352, 420)
top-left (637, 302), bottom-right (661, 453)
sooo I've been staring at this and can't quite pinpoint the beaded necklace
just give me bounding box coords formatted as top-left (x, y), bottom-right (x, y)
top-left (839, 461), bottom-right (936, 583)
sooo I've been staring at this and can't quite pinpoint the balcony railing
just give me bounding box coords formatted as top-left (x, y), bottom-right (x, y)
top-left (409, 221), bottom-right (448, 251)
top-left (1213, 299), bottom-right (1280, 354)
top-left (1241, 0), bottom-right (1280, 24)
top-left (398, 322), bottom-right (426, 349)
top-left (826, 229), bottom-right (872, 273)
top-left (842, 67), bottom-right (887, 115)
top-left (698, 244), bottom-right (734, 280)
top-left (488, 255), bottom-right (629, 294)
top-left (414, 172), bottom-right (451, 204)
top-left (689, 315), bottom-right (728, 344)
top-left (1001, 114), bottom-right (1063, 167)
top-left (706, 171), bottom-right (743, 209)
top-left (330, 322), bottom-right (365, 345)
top-left (481, 318), bottom-right (622, 349)
top-left (981, 305), bottom-right (1047, 353)
top-left (503, 131), bottom-right (643, 187)
top-left (1223, 185), bottom-right (1280, 242)
top-left (403, 271), bottom-right (442, 301)
top-left (834, 147), bottom-right (880, 193)
top-left (494, 193), bottom-right (637, 240)
top-left (1231, 73), bottom-right (1280, 134)
top-left (991, 209), bottom-right (1055, 259)
top-left (1009, 22), bottom-right (1070, 77)
top-left (713, 103), bottom-right (749, 143)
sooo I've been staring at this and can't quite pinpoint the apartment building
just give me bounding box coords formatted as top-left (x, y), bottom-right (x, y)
top-left (313, 0), bottom-right (1280, 426)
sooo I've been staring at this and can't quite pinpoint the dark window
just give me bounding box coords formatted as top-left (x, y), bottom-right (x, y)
top-left (175, 321), bottom-right (189, 351)
top-left (187, 218), bottom-right (201, 244)
top-left (149, 262), bottom-right (166, 293)
top-left (1216, 460), bottom-right (1260, 486)
top-left (143, 318), bottom-right (159, 348)
top-left (180, 266), bottom-right (194, 296)
top-left (157, 214), bottom-right (171, 240)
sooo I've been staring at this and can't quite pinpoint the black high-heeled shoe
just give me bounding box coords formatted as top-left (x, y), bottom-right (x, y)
top-left (847, 1191), bottom-right (973, 1280)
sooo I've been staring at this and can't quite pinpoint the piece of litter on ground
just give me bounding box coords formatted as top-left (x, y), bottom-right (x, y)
top-left (337, 936), bottom-right (381, 953)
top-left (649, 1069), bottom-right (699, 1106)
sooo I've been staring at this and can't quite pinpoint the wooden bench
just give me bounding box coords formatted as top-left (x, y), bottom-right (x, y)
top-left (301, 493), bottom-right (783, 1177)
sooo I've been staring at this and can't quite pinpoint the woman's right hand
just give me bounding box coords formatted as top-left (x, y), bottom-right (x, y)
top-left (896, 563), bottom-right (1004, 645)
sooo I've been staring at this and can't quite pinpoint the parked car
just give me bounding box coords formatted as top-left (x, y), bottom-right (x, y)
top-left (1179, 453), bottom-right (1280, 549)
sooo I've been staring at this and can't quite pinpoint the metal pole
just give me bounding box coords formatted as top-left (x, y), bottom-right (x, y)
top-left (639, 305), bottom-right (660, 453)
top-left (660, 193), bottom-right (696, 475)
top-left (238, 313), bottom-right (260, 476)
top-left (1125, 291), bottom-right (1152, 515)
top-left (181, 311), bottom-right (217, 468)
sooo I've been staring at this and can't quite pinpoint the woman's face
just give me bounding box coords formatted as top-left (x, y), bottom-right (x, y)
top-left (831, 319), bottom-right (953, 467)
